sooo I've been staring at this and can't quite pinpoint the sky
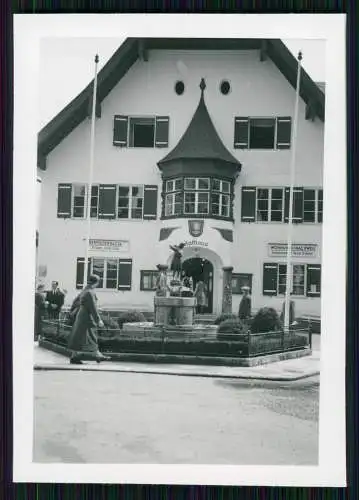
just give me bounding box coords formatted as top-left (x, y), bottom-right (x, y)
top-left (39, 38), bottom-right (325, 128)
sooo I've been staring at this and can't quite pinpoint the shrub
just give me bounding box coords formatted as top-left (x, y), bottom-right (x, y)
top-left (214, 313), bottom-right (238, 325)
top-left (98, 317), bottom-right (121, 338)
top-left (251, 307), bottom-right (282, 334)
top-left (217, 318), bottom-right (248, 341)
top-left (117, 310), bottom-right (146, 329)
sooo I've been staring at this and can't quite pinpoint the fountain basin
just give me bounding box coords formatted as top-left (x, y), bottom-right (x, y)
top-left (154, 296), bottom-right (196, 327)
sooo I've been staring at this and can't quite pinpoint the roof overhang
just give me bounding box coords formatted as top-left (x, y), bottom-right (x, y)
top-left (158, 158), bottom-right (241, 181)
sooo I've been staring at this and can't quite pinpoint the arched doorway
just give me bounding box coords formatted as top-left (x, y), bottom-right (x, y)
top-left (182, 257), bottom-right (214, 313)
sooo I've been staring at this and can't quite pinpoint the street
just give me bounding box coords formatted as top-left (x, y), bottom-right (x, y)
top-left (33, 370), bottom-right (319, 465)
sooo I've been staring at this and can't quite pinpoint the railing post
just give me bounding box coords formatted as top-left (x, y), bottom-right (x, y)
top-left (308, 322), bottom-right (313, 349)
top-left (247, 330), bottom-right (251, 357)
top-left (282, 329), bottom-right (285, 351)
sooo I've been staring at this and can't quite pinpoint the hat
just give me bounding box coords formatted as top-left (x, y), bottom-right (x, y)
top-left (88, 274), bottom-right (100, 285)
top-left (241, 285), bottom-right (250, 291)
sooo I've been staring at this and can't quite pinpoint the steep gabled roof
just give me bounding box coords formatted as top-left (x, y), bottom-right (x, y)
top-left (38, 38), bottom-right (325, 170)
top-left (158, 80), bottom-right (241, 167)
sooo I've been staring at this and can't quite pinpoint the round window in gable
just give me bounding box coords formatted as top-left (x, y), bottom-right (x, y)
top-left (175, 81), bottom-right (185, 95)
top-left (220, 80), bottom-right (231, 95)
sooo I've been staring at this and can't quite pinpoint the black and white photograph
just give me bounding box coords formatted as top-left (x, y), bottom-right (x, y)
top-left (13, 14), bottom-right (346, 486)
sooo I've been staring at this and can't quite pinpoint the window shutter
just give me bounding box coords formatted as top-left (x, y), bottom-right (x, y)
top-left (318, 189), bottom-right (323, 223)
top-left (276, 117), bottom-right (292, 149)
top-left (155, 116), bottom-right (169, 148)
top-left (143, 185), bottom-right (158, 220)
top-left (241, 187), bottom-right (256, 222)
top-left (293, 187), bottom-right (304, 223)
top-left (57, 184), bottom-right (72, 218)
top-left (113, 115), bottom-right (128, 147)
top-left (98, 184), bottom-right (117, 219)
top-left (284, 187), bottom-right (290, 222)
top-left (234, 117), bottom-right (249, 148)
top-left (75, 257), bottom-right (92, 289)
top-left (118, 259), bottom-right (132, 291)
top-left (306, 264), bottom-right (321, 297)
top-left (263, 263), bottom-right (278, 296)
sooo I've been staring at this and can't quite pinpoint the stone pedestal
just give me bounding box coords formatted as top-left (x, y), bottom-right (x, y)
top-left (154, 296), bottom-right (196, 327)
top-left (222, 266), bottom-right (233, 313)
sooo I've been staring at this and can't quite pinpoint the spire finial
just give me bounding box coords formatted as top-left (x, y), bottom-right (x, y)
top-left (200, 78), bottom-right (206, 94)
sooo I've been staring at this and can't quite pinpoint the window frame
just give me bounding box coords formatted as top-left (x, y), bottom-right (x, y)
top-left (263, 262), bottom-right (320, 298)
top-left (140, 270), bottom-right (159, 291)
top-left (232, 273), bottom-right (253, 295)
top-left (234, 116), bottom-right (292, 150)
top-left (128, 116), bottom-right (156, 148)
top-left (256, 187), bottom-right (285, 222)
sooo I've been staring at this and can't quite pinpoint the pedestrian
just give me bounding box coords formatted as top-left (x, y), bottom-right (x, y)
top-left (34, 284), bottom-right (46, 341)
top-left (46, 280), bottom-right (65, 320)
top-left (194, 278), bottom-right (207, 314)
top-left (238, 285), bottom-right (252, 321)
top-left (67, 274), bottom-right (110, 365)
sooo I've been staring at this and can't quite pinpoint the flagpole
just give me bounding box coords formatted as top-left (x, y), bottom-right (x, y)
top-left (83, 54), bottom-right (99, 289)
top-left (284, 51), bottom-right (302, 330)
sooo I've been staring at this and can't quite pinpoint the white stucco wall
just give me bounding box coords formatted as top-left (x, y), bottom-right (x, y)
top-left (38, 48), bottom-right (324, 316)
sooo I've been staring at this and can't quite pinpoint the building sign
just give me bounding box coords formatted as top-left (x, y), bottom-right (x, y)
top-left (268, 243), bottom-right (318, 258)
top-left (89, 239), bottom-right (129, 252)
top-left (183, 240), bottom-right (209, 247)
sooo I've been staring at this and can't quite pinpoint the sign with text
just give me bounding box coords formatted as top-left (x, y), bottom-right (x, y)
top-left (183, 240), bottom-right (209, 247)
top-left (268, 243), bottom-right (318, 258)
top-left (89, 239), bottom-right (129, 253)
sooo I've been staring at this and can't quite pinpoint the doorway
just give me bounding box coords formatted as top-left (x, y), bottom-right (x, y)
top-left (182, 257), bottom-right (214, 314)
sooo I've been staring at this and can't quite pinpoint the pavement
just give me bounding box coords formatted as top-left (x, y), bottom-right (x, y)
top-left (33, 334), bottom-right (320, 382)
top-left (33, 369), bottom-right (320, 464)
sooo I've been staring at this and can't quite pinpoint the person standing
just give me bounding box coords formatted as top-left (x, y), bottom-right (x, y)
top-left (238, 285), bottom-right (252, 321)
top-left (194, 278), bottom-right (207, 314)
top-left (34, 284), bottom-right (46, 341)
top-left (67, 274), bottom-right (110, 365)
top-left (46, 281), bottom-right (65, 320)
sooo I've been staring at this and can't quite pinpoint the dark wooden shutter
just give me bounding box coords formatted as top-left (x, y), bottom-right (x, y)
top-left (118, 259), bottom-right (132, 291)
top-left (113, 115), bottom-right (128, 147)
top-left (57, 184), bottom-right (72, 218)
top-left (284, 187), bottom-right (290, 222)
top-left (318, 189), bottom-right (323, 223)
top-left (98, 184), bottom-right (117, 219)
top-left (293, 187), bottom-right (304, 223)
top-left (234, 117), bottom-right (249, 148)
top-left (155, 116), bottom-right (169, 148)
top-left (263, 263), bottom-right (278, 296)
top-left (306, 264), bottom-right (321, 297)
top-left (143, 185), bottom-right (158, 219)
top-left (241, 187), bottom-right (256, 222)
top-left (75, 257), bottom-right (92, 289)
top-left (276, 117), bottom-right (292, 149)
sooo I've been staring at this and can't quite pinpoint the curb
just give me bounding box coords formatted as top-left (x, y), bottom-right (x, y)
top-left (33, 363), bottom-right (320, 382)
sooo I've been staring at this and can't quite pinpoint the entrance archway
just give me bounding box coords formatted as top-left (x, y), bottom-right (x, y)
top-left (182, 257), bottom-right (214, 313)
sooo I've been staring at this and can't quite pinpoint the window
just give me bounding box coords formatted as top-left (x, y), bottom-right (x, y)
top-left (263, 263), bottom-right (321, 297)
top-left (234, 116), bottom-right (292, 150)
top-left (140, 270), bottom-right (158, 291)
top-left (118, 185), bottom-right (144, 219)
top-left (76, 257), bottom-right (132, 290)
top-left (232, 273), bottom-right (253, 294)
top-left (72, 184), bottom-right (87, 218)
top-left (256, 188), bottom-right (284, 222)
top-left (250, 118), bottom-right (275, 149)
top-left (113, 115), bottom-right (169, 148)
top-left (175, 81), bottom-right (185, 95)
top-left (241, 186), bottom-right (323, 224)
top-left (220, 80), bottom-right (231, 95)
top-left (163, 177), bottom-right (232, 219)
top-left (212, 179), bottom-right (230, 217)
top-left (304, 189), bottom-right (323, 223)
top-left (58, 183), bottom-right (157, 221)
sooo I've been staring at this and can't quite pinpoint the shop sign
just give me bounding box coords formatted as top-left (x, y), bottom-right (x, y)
top-left (183, 240), bottom-right (209, 247)
top-left (268, 243), bottom-right (318, 258)
top-left (89, 239), bottom-right (129, 252)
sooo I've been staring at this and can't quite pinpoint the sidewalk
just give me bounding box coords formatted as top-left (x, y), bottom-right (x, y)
top-left (34, 336), bottom-right (320, 382)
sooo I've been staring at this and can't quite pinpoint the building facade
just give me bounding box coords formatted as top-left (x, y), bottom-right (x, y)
top-left (37, 38), bottom-right (325, 317)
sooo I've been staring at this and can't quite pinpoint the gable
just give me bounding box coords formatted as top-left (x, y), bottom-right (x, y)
top-left (38, 38), bottom-right (325, 170)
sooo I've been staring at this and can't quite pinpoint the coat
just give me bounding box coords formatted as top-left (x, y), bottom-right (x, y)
top-left (238, 295), bottom-right (252, 320)
top-left (46, 289), bottom-right (65, 318)
top-left (34, 292), bottom-right (46, 337)
top-left (194, 281), bottom-right (207, 306)
top-left (67, 287), bottom-right (102, 354)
